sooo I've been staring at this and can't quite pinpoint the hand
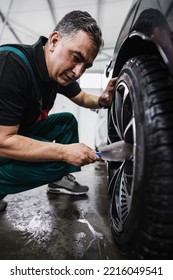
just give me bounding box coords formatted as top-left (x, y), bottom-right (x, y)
top-left (62, 143), bottom-right (100, 166)
top-left (98, 77), bottom-right (117, 108)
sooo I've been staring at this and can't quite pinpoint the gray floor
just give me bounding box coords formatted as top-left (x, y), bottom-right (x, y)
top-left (0, 161), bottom-right (121, 260)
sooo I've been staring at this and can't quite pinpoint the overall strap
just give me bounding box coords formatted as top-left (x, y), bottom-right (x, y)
top-left (0, 46), bottom-right (41, 100)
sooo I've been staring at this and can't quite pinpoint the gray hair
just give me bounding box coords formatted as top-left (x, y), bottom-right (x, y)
top-left (53, 10), bottom-right (104, 53)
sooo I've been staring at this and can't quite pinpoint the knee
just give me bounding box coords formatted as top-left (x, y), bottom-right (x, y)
top-left (64, 112), bottom-right (78, 129)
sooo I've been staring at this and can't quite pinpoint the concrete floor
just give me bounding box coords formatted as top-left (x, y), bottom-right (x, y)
top-left (0, 161), bottom-right (121, 260)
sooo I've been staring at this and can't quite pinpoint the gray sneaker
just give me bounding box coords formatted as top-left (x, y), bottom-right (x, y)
top-left (47, 174), bottom-right (89, 195)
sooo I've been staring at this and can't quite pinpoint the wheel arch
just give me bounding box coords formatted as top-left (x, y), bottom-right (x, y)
top-left (112, 31), bottom-right (173, 77)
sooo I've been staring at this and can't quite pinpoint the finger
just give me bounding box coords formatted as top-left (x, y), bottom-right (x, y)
top-left (88, 151), bottom-right (99, 161)
top-left (112, 77), bottom-right (118, 83)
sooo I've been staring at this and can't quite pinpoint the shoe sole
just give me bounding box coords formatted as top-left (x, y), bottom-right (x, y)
top-left (47, 188), bottom-right (87, 196)
top-left (0, 201), bottom-right (7, 212)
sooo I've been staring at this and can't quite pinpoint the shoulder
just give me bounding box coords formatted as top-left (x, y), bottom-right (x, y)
top-left (0, 48), bottom-right (30, 75)
top-left (0, 49), bottom-right (32, 94)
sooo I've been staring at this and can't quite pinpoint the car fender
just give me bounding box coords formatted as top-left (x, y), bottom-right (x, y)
top-left (109, 31), bottom-right (173, 79)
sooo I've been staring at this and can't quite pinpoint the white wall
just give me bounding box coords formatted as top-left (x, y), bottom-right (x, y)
top-left (50, 72), bottom-right (110, 149)
top-left (50, 89), bottom-right (101, 149)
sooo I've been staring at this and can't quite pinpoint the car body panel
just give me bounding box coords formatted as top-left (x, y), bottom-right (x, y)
top-left (107, 0), bottom-right (173, 78)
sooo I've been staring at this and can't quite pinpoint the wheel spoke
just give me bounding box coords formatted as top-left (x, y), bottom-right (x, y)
top-left (109, 103), bottom-right (122, 140)
top-left (115, 82), bottom-right (130, 137)
top-left (124, 116), bottom-right (134, 142)
top-left (110, 161), bottom-right (133, 232)
top-left (109, 164), bottom-right (124, 232)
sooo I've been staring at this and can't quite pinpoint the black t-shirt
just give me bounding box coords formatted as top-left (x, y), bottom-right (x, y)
top-left (0, 36), bottom-right (81, 131)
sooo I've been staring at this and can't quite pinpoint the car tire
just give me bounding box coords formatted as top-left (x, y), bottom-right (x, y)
top-left (108, 55), bottom-right (173, 259)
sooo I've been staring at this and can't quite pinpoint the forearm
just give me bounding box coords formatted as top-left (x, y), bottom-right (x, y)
top-left (0, 134), bottom-right (64, 162)
top-left (0, 134), bottom-right (99, 166)
top-left (71, 78), bottom-right (117, 109)
top-left (71, 91), bottom-right (101, 109)
top-left (82, 93), bottom-right (100, 109)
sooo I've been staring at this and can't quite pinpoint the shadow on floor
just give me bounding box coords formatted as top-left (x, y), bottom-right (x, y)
top-left (0, 162), bottom-right (121, 260)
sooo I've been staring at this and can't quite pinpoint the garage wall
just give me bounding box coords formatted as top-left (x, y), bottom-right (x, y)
top-left (51, 88), bottom-right (102, 149)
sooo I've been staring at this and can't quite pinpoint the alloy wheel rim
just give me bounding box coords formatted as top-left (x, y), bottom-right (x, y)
top-left (108, 80), bottom-right (136, 233)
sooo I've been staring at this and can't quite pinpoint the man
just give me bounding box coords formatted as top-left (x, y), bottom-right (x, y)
top-left (0, 10), bottom-right (116, 212)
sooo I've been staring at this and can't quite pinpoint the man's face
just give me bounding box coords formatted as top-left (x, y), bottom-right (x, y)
top-left (46, 30), bottom-right (98, 86)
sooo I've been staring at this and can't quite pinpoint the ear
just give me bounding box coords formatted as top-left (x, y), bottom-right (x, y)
top-left (49, 31), bottom-right (61, 51)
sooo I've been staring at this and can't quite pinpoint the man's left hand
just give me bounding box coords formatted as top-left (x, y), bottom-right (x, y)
top-left (98, 77), bottom-right (117, 108)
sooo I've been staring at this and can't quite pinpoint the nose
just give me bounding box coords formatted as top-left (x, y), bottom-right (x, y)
top-left (72, 63), bottom-right (85, 78)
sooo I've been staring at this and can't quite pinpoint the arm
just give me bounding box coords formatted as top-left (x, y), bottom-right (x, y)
top-left (71, 77), bottom-right (117, 109)
top-left (0, 125), bottom-right (99, 166)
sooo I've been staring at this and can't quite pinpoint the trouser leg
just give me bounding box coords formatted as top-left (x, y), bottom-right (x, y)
top-left (0, 112), bottom-right (80, 196)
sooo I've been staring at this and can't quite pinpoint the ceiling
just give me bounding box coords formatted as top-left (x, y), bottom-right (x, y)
top-left (0, 0), bottom-right (133, 73)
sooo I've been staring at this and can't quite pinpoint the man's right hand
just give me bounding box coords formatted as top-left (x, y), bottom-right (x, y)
top-left (62, 143), bottom-right (100, 166)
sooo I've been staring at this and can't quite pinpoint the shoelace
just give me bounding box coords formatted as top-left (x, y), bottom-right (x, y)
top-left (66, 174), bottom-right (76, 182)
